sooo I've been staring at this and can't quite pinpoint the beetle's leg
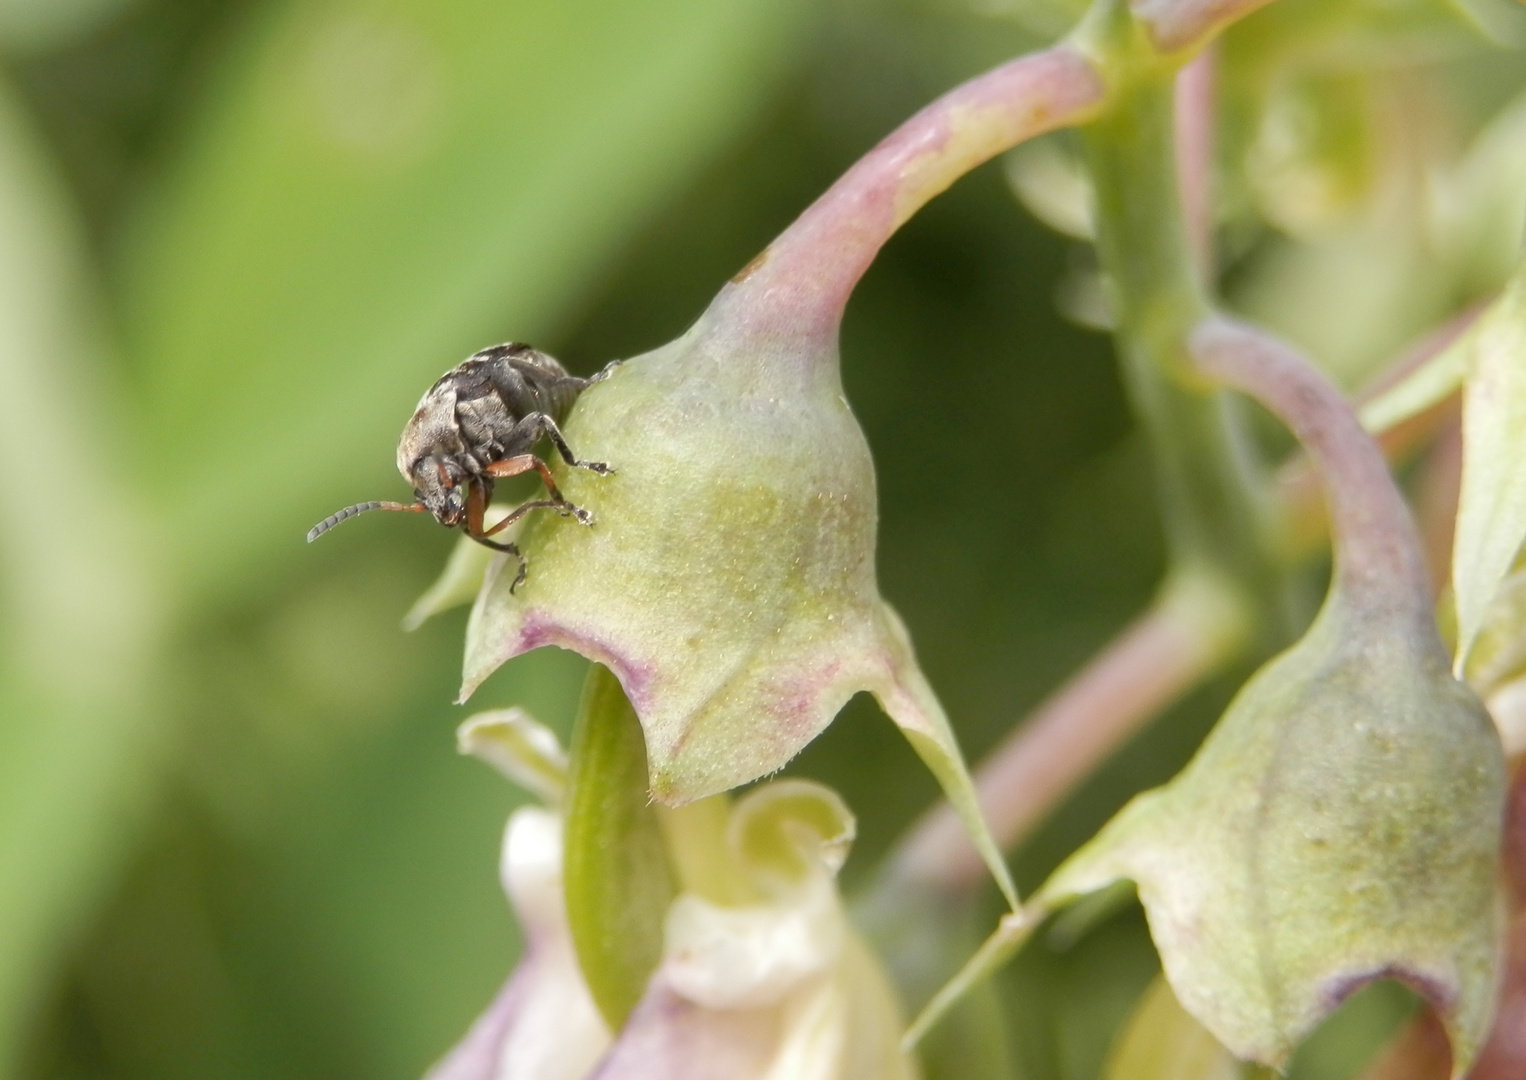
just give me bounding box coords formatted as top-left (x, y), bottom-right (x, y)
top-left (483, 452), bottom-right (563, 498)
top-left (472, 533), bottom-right (529, 593)
top-left (587, 357), bottom-right (623, 384)
top-left (463, 478), bottom-right (491, 535)
top-left (483, 453), bottom-right (594, 525)
top-left (513, 413), bottom-right (613, 476)
top-left (483, 499), bottom-right (563, 537)
top-left (464, 480), bottom-right (532, 591)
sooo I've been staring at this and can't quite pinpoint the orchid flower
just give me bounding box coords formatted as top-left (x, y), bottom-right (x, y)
top-left (428, 708), bottom-right (917, 1080)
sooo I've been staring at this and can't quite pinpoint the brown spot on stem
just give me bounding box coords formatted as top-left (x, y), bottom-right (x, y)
top-left (730, 248), bottom-right (769, 284)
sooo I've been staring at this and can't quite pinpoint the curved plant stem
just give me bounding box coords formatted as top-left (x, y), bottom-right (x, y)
top-left (1134, 0), bottom-right (1282, 51)
top-left (1188, 317), bottom-right (1433, 620)
top-left (1279, 308), bottom-right (1477, 559)
top-left (1173, 47), bottom-right (1216, 276)
top-left (889, 570), bottom-right (1245, 895)
top-left (712, 45), bottom-right (1108, 344)
top-left (884, 5), bottom-right (1267, 900)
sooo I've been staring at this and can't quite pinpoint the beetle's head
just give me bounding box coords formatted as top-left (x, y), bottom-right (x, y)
top-left (409, 453), bottom-right (469, 527)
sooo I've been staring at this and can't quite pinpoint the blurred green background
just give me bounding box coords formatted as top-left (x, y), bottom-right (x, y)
top-left (1, 0), bottom-right (1521, 1077)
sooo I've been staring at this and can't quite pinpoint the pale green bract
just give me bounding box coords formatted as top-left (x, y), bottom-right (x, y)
top-left (454, 283), bottom-right (1019, 909)
top-left (1035, 576), bottom-right (1505, 1074)
top-left (1453, 265), bottom-right (1526, 671)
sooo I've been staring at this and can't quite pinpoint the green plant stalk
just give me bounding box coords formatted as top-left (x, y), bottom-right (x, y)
top-left (562, 665), bottom-right (679, 1028)
top-left (1079, 9), bottom-right (1280, 635)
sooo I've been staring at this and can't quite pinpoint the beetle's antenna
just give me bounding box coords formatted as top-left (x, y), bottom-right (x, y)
top-left (307, 500), bottom-right (423, 542)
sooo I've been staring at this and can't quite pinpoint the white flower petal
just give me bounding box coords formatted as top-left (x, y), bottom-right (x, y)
top-left (425, 806), bottom-right (610, 1080)
top-left (663, 878), bottom-right (842, 1010)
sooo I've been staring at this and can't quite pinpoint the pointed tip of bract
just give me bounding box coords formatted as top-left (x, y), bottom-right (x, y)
top-left (873, 604), bottom-right (1021, 910)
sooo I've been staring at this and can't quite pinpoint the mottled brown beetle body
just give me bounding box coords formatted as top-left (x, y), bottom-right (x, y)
top-left (309, 343), bottom-right (615, 589)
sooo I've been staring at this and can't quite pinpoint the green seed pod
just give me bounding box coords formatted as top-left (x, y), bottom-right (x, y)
top-left (1037, 319), bottom-right (1506, 1074)
top-left (456, 281), bottom-right (1019, 904)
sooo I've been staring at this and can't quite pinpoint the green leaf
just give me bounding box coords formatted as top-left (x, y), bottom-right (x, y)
top-left (563, 665), bottom-right (679, 1029)
top-left (0, 75), bottom-right (163, 1074)
top-left (0, 0), bottom-right (132, 51)
top-left (1358, 340), bottom-right (1469, 436)
top-left (121, 0), bottom-right (815, 594)
top-left (1102, 977), bottom-right (1238, 1080)
top-left (1458, 556), bottom-right (1526, 695)
top-left (1454, 266), bottom-right (1526, 670)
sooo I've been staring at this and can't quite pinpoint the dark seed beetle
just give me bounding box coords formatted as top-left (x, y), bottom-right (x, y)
top-left (308, 343), bottom-right (617, 590)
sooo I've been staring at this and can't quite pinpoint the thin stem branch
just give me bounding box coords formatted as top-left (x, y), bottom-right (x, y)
top-left (1173, 47), bottom-right (1216, 277)
top-left (1279, 305), bottom-right (1480, 558)
top-left (1079, 18), bottom-right (1281, 618)
top-left (711, 45), bottom-right (1107, 343)
top-left (886, 14), bottom-right (1272, 901)
top-left (889, 571), bottom-right (1243, 895)
top-left (1133, 0), bottom-right (1281, 51)
top-left (1188, 318), bottom-right (1433, 619)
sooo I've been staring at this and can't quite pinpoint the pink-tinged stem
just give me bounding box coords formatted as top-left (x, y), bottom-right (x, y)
top-left (1132, 0), bottom-right (1280, 52)
top-left (891, 594), bottom-right (1226, 896)
top-left (711, 45), bottom-right (1107, 343)
top-left (1173, 48), bottom-right (1215, 277)
top-left (1188, 318), bottom-right (1432, 619)
top-left (1278, 306), bottom-right (1479, 558)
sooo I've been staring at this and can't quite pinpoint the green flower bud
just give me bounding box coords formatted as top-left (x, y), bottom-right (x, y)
top-left (1035, 320), bottom-right (1507, 1073)
top-left (460, 295), bottom-right (879, 799)
top-left (456, 284), bottom-right (1019, 902)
